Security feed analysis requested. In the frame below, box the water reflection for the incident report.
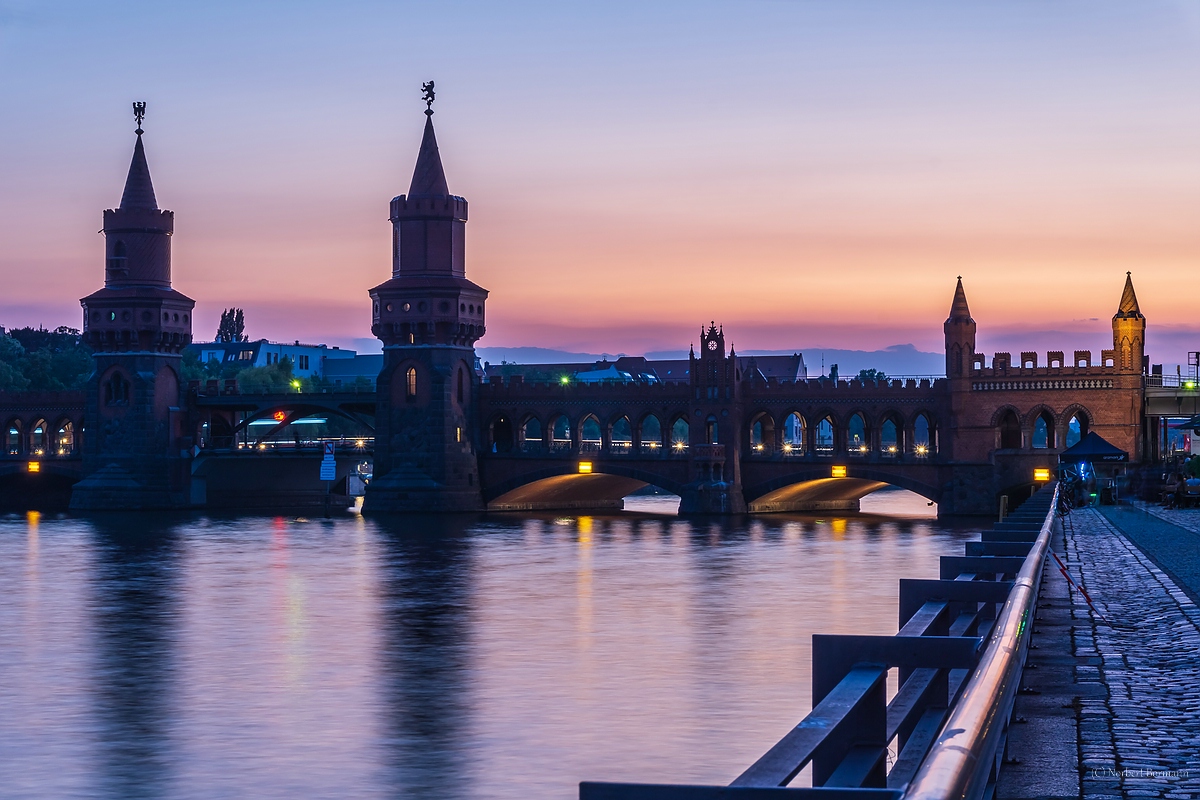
[88,517,181,799]
[374,516,476,799]
[0,504,972,799]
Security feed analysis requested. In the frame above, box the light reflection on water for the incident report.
[0,494,971,799]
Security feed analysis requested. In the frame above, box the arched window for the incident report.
[704,415,719,444]
[999,410,1021,449]
[30,419,47,456]
[108,240,128,277]
[1066,414,1088,447]
[406,367,417,400]
[580,415,602,453]
[55,420,75,455]
[1032,411,1055,449]
[671,418,689,452]
[521,417,542,452]
[750,412,775,455]
[881,417,899,455]
[914,414,933,456]
[549,415,571,452]
[5,420,21,455]
[815,416,835,455]
[490,416,513,453]
[610,417,632,452]
[783,412,805,455]
[104,372,129,406]
[640,415,662,452]
[457,368,464,404]
[848,413,867,454]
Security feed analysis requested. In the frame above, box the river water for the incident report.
[0,489,972,799]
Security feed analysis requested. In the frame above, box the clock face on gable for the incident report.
[707,340,718,351]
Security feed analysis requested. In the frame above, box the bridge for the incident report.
[0,103,1158,514]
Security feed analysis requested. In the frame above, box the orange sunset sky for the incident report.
[2,2,1199,366]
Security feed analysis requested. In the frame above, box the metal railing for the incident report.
[581,484,1058,800]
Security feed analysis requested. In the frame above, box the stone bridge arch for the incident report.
[743,465,943,513]
[483,462,689,512]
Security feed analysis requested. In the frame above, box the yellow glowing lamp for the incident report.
[578,461,593,474]
[1033,468,1052,482]
[27,461,40,473]
[831,465,847,478]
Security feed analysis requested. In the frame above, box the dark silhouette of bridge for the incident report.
[0,100,1150,515]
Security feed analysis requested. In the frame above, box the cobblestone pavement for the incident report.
[1063,507,1200,799]
[1137,503,1200,536]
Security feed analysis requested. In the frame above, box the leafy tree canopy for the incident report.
[857,368,889,382]
[0,326,92,391]
[215,308,247,343]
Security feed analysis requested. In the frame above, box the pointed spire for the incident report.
[948,276,971,321]
[119,132,158,211]
[408,115,450,198]
[1116,272,1143,317]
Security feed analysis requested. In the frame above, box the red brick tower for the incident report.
[679,323,747,513]
[72,104,194,509]
[363,86,487,512]
[1112,272,1145,373]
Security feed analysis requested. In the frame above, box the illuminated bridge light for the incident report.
[578,461,593,474]
[831,465,847,478]
[1033,468,1052,482]
[27,461,40,473]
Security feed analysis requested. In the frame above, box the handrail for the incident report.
[580,484,1058,800]
[901,483,1058,800]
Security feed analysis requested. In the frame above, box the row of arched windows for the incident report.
[748,411,937,458]
[485,410,938,459]
[996,408,1088,451]
[489,413,692,455]
[4,418,79,457]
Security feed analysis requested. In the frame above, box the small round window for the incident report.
[386,303,393,312]
[418,301,427,312]
[402,302,411,312]
[109,311,116,322]
[439,301,450,312]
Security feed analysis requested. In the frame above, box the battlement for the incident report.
[390,194,468,221]
[102,207,174,233]
[480,376,692,400]
[751,376,945,395]
[968,349,1126,379]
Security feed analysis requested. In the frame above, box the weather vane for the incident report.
[421,81,435,116]
[133,101,147,135]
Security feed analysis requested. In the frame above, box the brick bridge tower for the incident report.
[71,104,194,509]
[363,89,487,512]
[679,323,747,513]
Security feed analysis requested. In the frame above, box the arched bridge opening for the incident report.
[0,462,81,511]
[744,467,942,514]
[484,463,687,513]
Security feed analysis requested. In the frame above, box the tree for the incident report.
[858,368,888,382]
[0,332,30,392]
[0,326,92,391]
[236,357,296,394]
[215,308,247,343]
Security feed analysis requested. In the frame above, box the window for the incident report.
[298,355,309,370]
[457,368,464,404]
[104,372,129,406]
[239,350,254,361]
[406,367,417,399]
[1066,414,1087,447]
[5,421,21,455]
[705,415,719,444]
[55,421,75,455]
[1033,413,1054,449]
[30,420,47,456]
[998,411,1021,449]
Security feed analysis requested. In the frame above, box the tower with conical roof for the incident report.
[72,103,195,509]
[944,277,976,380]
[1112,272,1145,373]
[363,86,487,512]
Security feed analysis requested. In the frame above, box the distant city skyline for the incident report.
[2,2,1198,366]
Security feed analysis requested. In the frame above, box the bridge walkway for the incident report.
[1054,505,1200,799]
